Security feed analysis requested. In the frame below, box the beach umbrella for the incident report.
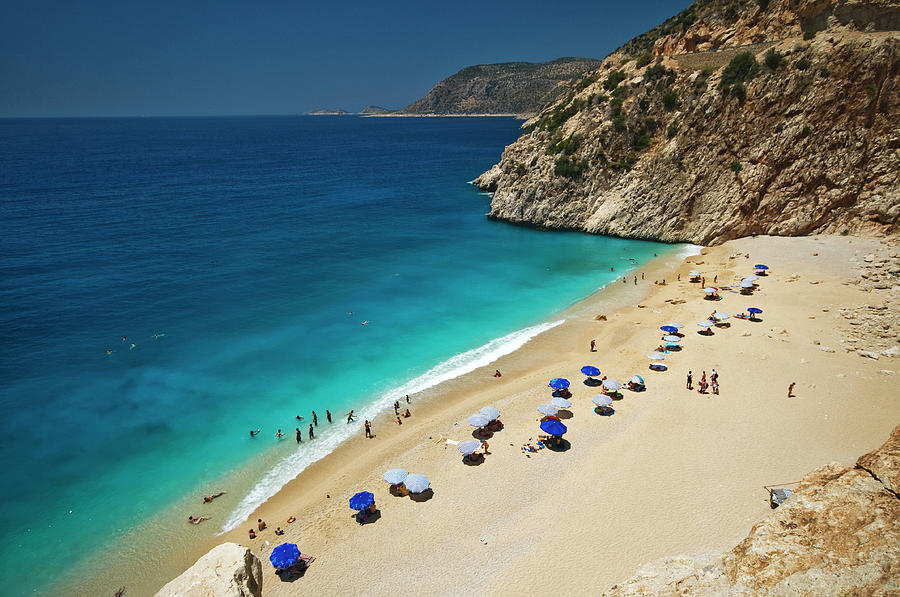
[748,307,763,314]
[383,469,408,485]
[712,312,730,320]
[467,413,490,428]
[602,379,622,391]
[593,394,613,407]
[404,473,430,494]
[537,403,559,416]
[743,275,759,281]
[551,397,572,409]
[689,270,701,276]
[697,320,714,328]
[269,543,301,570]
[480,406,500,420]
[540,419,567,436]
[349,491,375,511]
[663,335,681,342]
[660,325,678,333]
[458,440,481,455]
[739,280,754,288]
[754,264,769,270]
[703,287,718,293]
[665,342,680,349]
[580,365,601,377]
[666,322,685,329]
[630,375,644,385]
[648,353,666,360]
[549,378,570,390]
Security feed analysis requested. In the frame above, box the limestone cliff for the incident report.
[476,0,899,244]
[155,542,262,597]
[602,424,900,596]
[397,58,604,116]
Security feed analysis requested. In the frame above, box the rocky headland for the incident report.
[395,57,605,117]
[475,0,899,244]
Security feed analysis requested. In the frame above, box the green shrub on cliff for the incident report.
[554,157,587,179]
[603,70,627,91]
[764,49,785,72]
[666,122,679,139]
[547,135,581,156]
[720,52,759,90]
[730,160,742,173]
[662,89,678,110]
[636,53,654,68]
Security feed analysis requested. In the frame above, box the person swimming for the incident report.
[203,491,226,503]
[188,515,210,525]
[250,429,260,437]
[129,343,136,350]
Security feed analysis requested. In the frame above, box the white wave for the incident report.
[677,244,704,259]
[220,318,564,533]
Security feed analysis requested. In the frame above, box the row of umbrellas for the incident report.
[379,470,431,493]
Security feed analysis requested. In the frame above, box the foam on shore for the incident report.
[221,318,564,532]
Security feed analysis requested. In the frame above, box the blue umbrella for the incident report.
[580,365,600,377]
[540,419,567,436]
[349,491,375,511]
[660,325,677,333]
[754,264,769,270]
[269,543,301,570]
[665,342,680,349]
[549,378,570,389]
[748,307,763,314]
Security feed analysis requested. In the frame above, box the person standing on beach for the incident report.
[788,382,796,397]
[396,416,402,425]
[364,420,372,438]
[686,371,692,390]
[634,276,637,285]
[393,401,400,415]
[296,428,302,444]
[677,273,681,281]
[405,394,410,403]
[347,410,355,423]
[308,424,314,439]
[590,339,596,352]
[711,369,718,383]
[326,410,332,423]
[641,272,644,280]
[312,411,318,426]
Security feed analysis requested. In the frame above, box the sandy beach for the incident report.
[152,234,898,597]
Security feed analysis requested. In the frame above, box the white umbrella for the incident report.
[689,270,701,276]
[697,320,714,328]
[648,353,666,360]
[663,335,681,342]
[739,280,754,288]
[537,404,559,416]
[712,312,730,320]
[457,440,481,455]
[383,469,408,485]
[480,406,500,420]
[467,413,490,428]
[743,275,759,281]
[602,379,622,391]
[592,395,613,407]
[666,323,684,329]
[630,375,645,385]
[550,397,572,409]
[404,473,430,494]
[703,287,718,293]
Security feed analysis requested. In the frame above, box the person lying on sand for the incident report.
[203,491,226,503]
[188,516,210,525]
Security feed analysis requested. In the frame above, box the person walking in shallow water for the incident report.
[308,424,314,439]
[312,411,318,426]
[346,410,355,423]
[296,428,302,444]
[326,409,332,423]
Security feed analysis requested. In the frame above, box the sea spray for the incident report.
[221,318,564,532]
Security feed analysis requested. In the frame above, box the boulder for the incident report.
[155,543,262,597]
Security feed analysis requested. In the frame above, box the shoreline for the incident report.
[63,244,687,597]
[87,235,900,596]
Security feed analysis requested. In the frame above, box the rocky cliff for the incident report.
[397,58,604,116]
[475,0,899,244]
[602,424,900,596]
[155,542,262,597]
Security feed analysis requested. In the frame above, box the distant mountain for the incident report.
[396,57,605,117]
[359,105,392,115]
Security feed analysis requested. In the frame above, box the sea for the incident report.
[0,115,677,595]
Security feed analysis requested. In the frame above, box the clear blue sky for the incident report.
[0,0,691,117]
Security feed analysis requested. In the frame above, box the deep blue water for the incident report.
[0,116,672,594]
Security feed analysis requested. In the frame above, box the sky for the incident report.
[0,0,691,117]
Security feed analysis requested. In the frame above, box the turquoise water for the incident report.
[0,116,672,594]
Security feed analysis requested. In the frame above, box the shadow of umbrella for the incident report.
[557,409,574,419]
[409,488,434,502]
[545,438,571,452]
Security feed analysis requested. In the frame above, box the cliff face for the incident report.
[476,0,899,244]
[602,424,900,596]
[155,542,262,597]
[397,58,604,116]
